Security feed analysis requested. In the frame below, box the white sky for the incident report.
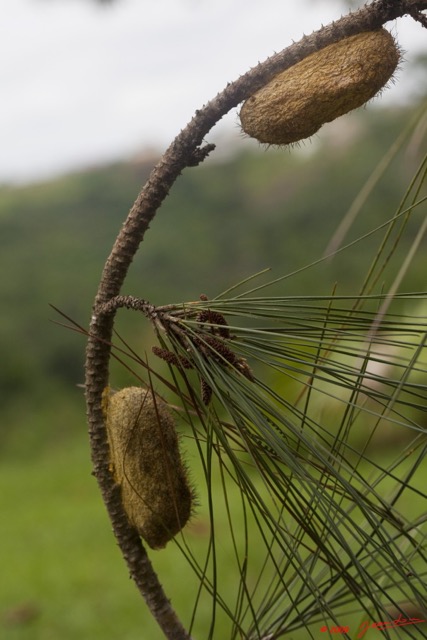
[1,0,426,184]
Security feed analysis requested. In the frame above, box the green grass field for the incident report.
[1,431,274,640]
[2,415,425,640]
[1,435,156,639]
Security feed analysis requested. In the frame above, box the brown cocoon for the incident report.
[240,29,400,145]
[104,387,193,549]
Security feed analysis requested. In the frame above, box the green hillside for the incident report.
[1,99,426,640]
[0,102,426,455]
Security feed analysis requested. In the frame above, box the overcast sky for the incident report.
[2,0,426,184]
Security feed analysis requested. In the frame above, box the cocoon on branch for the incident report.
[240,29,400,145]
[104,387,194,549]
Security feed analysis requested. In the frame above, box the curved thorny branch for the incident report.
[84,2,427,639]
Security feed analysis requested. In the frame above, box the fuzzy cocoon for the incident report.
[240,29,400,145]
[104,386,194,549]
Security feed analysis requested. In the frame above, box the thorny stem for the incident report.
[84,2,427,639]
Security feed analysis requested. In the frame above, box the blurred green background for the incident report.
[1,95,427,638]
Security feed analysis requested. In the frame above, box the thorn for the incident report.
[188,143,216,167]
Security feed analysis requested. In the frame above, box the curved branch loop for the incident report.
[84,2,427,638]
